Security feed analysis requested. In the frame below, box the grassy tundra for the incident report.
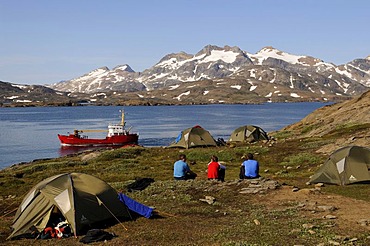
[1,119,370,246]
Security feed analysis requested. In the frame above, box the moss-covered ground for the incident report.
[1,128,370,245]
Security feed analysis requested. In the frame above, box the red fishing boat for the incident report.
[58,110,139,146]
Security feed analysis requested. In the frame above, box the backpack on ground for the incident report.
[79,229,116,244]
[127,178,155,192]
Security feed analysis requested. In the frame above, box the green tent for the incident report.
[309,146,370,186]
[168,125,217,149]
[8,173,131,240]
[228,125,269,143]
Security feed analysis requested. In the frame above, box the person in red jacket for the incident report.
[207,155,220,180]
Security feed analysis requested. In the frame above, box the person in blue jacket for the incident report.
[240,153,260,179]
[173,154,197,180]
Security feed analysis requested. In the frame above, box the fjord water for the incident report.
[0,103,328,169]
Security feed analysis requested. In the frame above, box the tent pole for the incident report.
[0,207,18,219]
[0,200,17,216]
[97,197,128,231]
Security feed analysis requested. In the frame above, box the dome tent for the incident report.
[168,125,217,149]
[228,125,269,143]
[8,173,131,240]
[309,146,370,186]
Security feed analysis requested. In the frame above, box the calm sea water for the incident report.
[0,103,329,169]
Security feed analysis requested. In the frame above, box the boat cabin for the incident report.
[108,124,128,137]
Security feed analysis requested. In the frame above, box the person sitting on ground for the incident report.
[173,154,197,180]
[218,161,226,182]
[207,155,220,180]
[240,153,260,179]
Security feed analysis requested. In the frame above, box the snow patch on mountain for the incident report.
[249,69,256,78]
[16,99,32,103]
[289,75,294,89]
[174,91,190,101]
[11,84,27,89]
[6,95,19,99]
[230,85,241,90]
[250,85,257,91]
[335,67,354,80]
[199,50,238,64]
[74,67,109,82]
[347,64,370,75]
[334,79,350,93]
[249,47,305,65]
[154,49,239,78]
[187,85,198,88]
[114,64,135,72]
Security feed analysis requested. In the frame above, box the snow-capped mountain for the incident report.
[50,64,144,93]
[136,45,254,90]
[49,45,370,102]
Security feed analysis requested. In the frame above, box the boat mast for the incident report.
[119,109,125,126]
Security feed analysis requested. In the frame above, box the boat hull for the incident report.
[58,134,139,146]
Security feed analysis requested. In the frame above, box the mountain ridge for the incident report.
[48,45,370,96]
[1,45,370,106]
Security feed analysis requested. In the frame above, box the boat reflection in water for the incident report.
[58,145,121,157]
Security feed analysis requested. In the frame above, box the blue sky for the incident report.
[1,0,369,85]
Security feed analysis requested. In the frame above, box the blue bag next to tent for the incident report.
[118,193,154,218]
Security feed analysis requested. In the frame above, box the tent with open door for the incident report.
[168,125,217,149]
[8,172,131,240]
[309,146,370,186]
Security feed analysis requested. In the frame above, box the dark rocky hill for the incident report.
[0,81,89,106]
